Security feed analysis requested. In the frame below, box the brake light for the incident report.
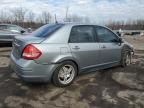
[22,44,42,60]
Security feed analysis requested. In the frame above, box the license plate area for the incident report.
[12,42,21,59]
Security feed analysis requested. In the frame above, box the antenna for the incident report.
[55,14,58,24]
[65,0,69,22]
[65,6,69,21]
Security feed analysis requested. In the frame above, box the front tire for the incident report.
[52,61,77,87]
[121,50,132,67]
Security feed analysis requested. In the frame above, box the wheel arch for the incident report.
[57,59,80,74]
[51,58,80,86]
[52,56,80,73]
[122,44,134,52]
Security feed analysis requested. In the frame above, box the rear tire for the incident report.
[52,61,77,87]
[121,49,131,67]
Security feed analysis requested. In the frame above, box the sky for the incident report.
[0,0,144,24]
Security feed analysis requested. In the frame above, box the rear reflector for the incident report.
[22,44,42,60]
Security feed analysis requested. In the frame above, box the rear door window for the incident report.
[69,26,96,43]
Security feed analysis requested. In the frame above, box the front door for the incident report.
[95,26,122,64]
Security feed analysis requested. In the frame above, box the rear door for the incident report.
[95,26,122,64]
[68,25,100,70]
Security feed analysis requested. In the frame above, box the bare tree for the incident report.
[83,17,90,23]
[11,7,27,26]
[24,11,35,27]
[0,9,13,23]
[36,14,44,24]
[27,11,35,23]
[41,11,51,24]
[66,14,89,23]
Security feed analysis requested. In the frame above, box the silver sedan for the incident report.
[10,23,134,87]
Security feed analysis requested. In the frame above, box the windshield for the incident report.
[32,24,64,38]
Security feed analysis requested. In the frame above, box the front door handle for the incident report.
[73,46,80,50]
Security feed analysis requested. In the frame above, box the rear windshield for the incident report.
[32,24,64,38]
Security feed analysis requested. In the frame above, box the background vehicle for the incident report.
[0,24,31,43]
[10,23,134,87]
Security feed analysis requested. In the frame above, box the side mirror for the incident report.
[116,32,121,37]
[20,30,25,34]
[112,38,123,46]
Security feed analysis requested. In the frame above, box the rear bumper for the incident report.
[10,53,58,82]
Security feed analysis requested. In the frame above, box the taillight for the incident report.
[22,44,42,60]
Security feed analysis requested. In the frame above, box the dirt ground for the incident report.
[0,35,144,108]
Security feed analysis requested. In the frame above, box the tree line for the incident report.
[107,20,144,30]
[0,7,90,29]
[0,7,144,30]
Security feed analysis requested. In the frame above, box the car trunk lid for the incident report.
[12,35,44,59]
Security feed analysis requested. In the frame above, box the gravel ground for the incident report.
[0,36,144,108]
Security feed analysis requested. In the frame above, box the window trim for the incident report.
[95,26,120,43]
[68,25,98,43]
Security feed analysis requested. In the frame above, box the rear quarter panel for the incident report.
[33,44,75,65]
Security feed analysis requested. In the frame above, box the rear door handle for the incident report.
[102,45,106,48]
[73,46,80,50]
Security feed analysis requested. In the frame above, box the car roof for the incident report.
[59,23,110,30]
[44,23,107,29]
[61,22,102,26]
